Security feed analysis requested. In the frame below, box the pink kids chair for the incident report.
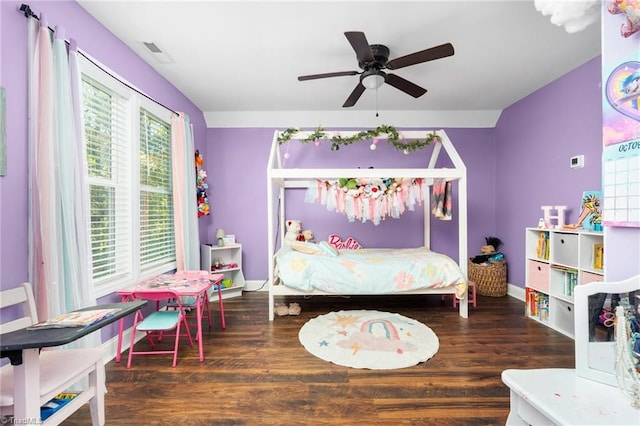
[442,281,477,308]
[127,290,194,368]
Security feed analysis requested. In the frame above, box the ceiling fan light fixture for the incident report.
[361,70,385,90]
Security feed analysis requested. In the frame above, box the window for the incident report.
[81,58,175,297]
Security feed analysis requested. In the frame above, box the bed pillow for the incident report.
[290,241,324,255]
[318,240,339,257]
[291,241,339,257]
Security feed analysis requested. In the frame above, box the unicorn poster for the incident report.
[602,4,640,227]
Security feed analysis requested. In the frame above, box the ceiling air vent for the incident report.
[140,41,174,64]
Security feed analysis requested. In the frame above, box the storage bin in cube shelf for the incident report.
[549,232,579,267]
[468,258,507,297]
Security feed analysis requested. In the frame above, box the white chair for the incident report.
[0,283,106,425]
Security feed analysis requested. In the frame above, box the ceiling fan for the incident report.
[298,31,454,108]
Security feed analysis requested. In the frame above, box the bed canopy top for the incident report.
[268,127,466,180]
[266,127,469,318]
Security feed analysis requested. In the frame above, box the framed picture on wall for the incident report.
[0,87,6,176]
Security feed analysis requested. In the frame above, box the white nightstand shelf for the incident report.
[201,243,245,299]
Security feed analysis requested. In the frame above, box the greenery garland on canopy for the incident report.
[277,125,440,153]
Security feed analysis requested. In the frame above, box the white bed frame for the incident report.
[266,129,469,320]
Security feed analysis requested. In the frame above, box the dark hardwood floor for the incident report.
[63,291,575,425]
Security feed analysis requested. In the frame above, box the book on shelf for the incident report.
[526,287,549,320]
[535,231,549,259]
[564,270,577,297]
[27,308,121,330]
[551,266,578,296]
[41,393,79,421]
[593,243,604,269]
[526,288,537,317]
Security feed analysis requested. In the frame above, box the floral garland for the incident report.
[277,125,440,153]
[305,177,425,225]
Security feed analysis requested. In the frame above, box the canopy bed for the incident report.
[266,128,469,321]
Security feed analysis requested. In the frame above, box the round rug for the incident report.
[298,310,439,370]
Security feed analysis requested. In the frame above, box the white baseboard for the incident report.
[244,279,268,292]
[100,326,145,364]
[507,283,525,301]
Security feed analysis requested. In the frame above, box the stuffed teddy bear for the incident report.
[299,229,314,242]
[284,219,302,246]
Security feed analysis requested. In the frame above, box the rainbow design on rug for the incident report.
[299,310,438,370]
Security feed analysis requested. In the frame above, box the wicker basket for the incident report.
[468,259,507,297]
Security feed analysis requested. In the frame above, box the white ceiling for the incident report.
[77,0,602,127]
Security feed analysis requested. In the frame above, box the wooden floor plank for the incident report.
[61,291,574,425]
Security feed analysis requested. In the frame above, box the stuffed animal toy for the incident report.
[480,245,495,255]
[608,0,640,38]
[301,229,314,242]
[284,219,302,246]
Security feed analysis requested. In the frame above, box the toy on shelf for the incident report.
[561,191,603,231]
[540,205,567,229]
[577,191,602,231]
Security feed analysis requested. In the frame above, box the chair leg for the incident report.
[145,331,156,348]
[470,281,477,308]
[89,359,106,426]
[452,282,476,309]
[127,311,142,369]
[172,321,181,367]
[182,314,194,347]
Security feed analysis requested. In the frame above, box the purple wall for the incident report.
[1,2,634,325]
[0,0,206,333]
[203,127,497,280]
[494,56,603,287]
[205,57,605,287]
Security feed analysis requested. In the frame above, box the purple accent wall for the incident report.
[0,1,206,332]
[1,1,636,341]
[494,56,603,288]
[203,128,497,280]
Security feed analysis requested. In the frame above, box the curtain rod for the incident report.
[19,3,179,116]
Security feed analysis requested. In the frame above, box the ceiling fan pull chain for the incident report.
[375,86,379,117]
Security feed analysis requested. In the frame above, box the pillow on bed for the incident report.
[291,241,339,257]
[318,240,339,257]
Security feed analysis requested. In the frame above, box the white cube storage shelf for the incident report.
[201,243,245,299]
[525,228,604,338]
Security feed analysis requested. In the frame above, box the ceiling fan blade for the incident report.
[386,43,454,70]
[344,31,374,64]
[343,83,366,107]
[298,71,359,81]
[385,74,427,98]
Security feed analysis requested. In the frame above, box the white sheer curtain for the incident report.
[171,113,200,270]
[27,15,98,347]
